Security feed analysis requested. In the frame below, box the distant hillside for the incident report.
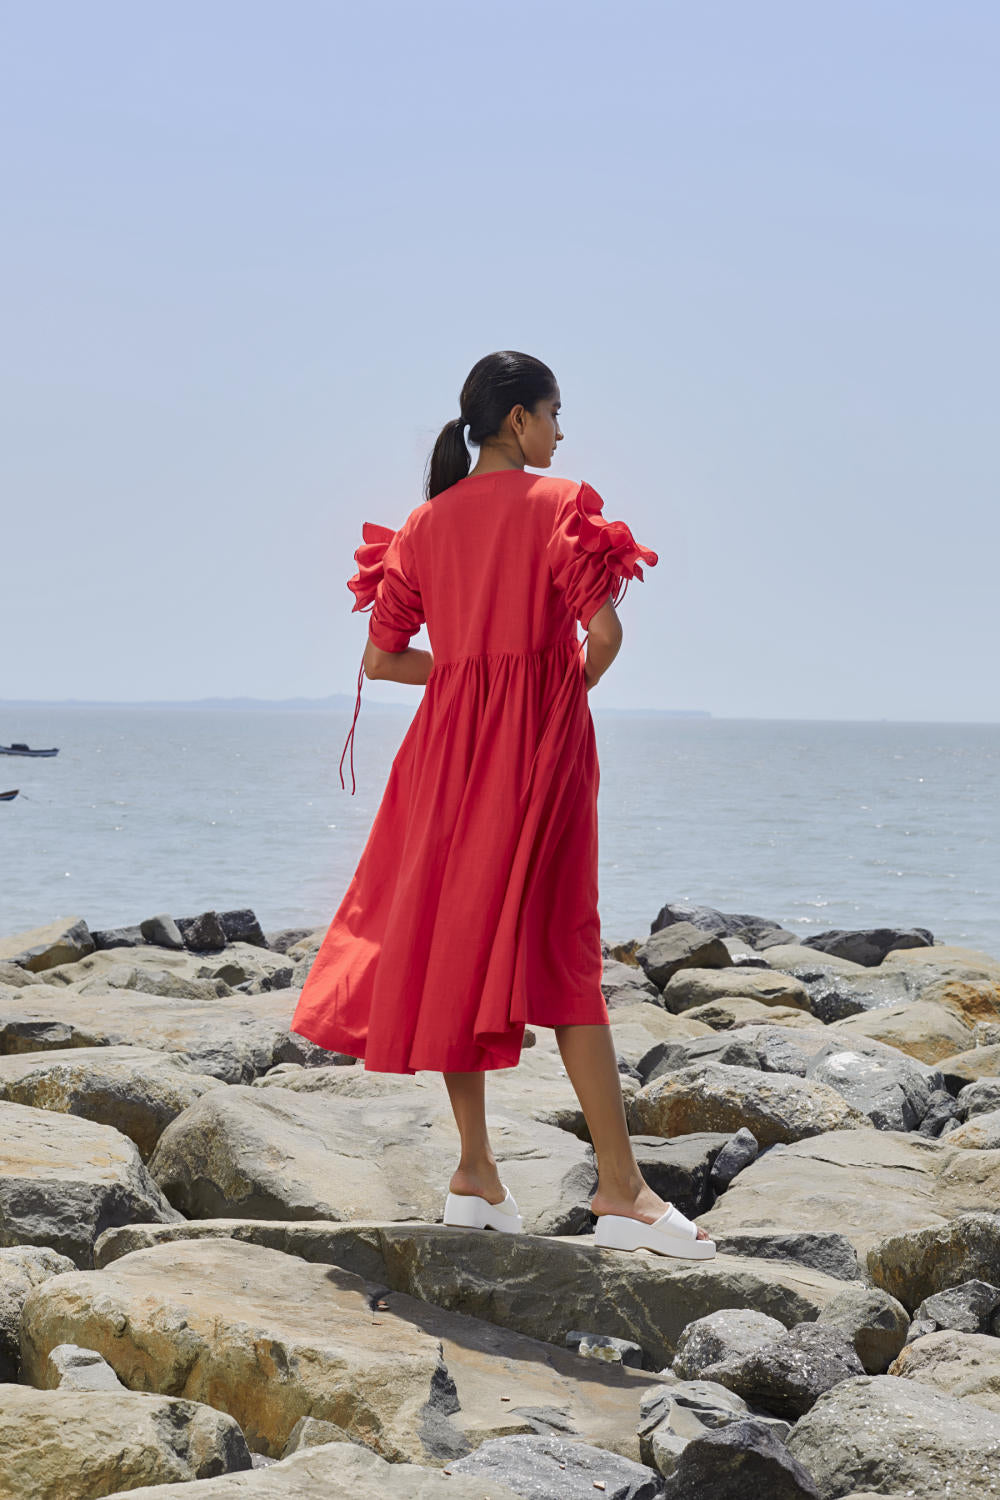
[0,695,711,716]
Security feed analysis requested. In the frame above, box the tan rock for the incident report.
[679,997,825,1032]
[864,1211,1000,1312]
[661,968,812,1014]
[0,916,94,973]
[755,944,868,976]
[0,1385,250,1499]
[942,1107,1000,1148]
[936,1042,1000,1083]
[699,1127,1000,1259]
[827,997,975,1064]
[887,1329,1000,1414]
[0,1045,223,1158]
[103,1440,521,1498]
[628,1061,868,1147]
[90,1219,853,1374]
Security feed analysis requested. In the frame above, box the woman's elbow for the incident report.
[363,639,385,679]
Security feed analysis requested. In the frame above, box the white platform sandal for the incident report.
[593,1203,716,1259]
[443,1184,524,1233]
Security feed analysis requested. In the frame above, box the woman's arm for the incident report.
[364,637,434,685]
[582,597,623,691]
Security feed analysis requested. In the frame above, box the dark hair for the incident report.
[424,351,558,500]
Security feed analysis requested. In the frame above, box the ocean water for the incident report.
[1,706,997,957]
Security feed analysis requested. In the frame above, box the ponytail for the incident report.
[424,351,557,500]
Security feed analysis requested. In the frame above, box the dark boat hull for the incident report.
[0,747,59,757]
[0,789,19,800]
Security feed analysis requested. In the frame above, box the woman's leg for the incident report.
[442,1070,506,1203]
[553,1023,712,1240]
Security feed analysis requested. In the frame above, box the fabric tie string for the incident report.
[338,650,367,795]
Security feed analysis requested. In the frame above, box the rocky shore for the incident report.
[1,901,999,1499]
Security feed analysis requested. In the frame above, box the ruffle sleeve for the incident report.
[339,520,425,796]
[546,480,659,630]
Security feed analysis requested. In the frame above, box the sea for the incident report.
[1,706,997,958]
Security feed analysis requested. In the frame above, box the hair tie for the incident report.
[455,414,465,427]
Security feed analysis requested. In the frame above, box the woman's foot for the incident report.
[448,1162,506,1205]
[591,1182,713,1242]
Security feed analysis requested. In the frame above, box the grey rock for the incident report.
[650,901,798,953]
[449,1433,663,1499]
[917,1087,962,1136]
[958,1077,1000,1120]
[218,908,268,947]
[91,925,147,949]
[802,926,934,966]
[0,959,43,988]
[279,1415,352,1455]
[177,911,228,952]
[48,1341,127,1390]
[629,1133,731,1216]
[672,1309,787,1381]
[140,913,186,949]
[264,926,319,954]
[865,1210,1000,1313]
[907,1278,1000,1339]
[660,1416,821,1498]
[785,1372,1000,1498]
[636,924,733,990]
[813,1284,910,1372]
[603,957,664,1008]
[709,1128,759,1191]
[805,1036,946,1131]
[710,1230,861,1284]
[699,1321,865,1419]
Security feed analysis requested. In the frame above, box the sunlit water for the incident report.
[2,707,997,957]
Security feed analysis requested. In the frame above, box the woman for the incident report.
[291,351,715,1259]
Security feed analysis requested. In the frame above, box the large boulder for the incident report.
[887,1329,1000,1414]
[448,1434,663,1498]
[660,969,811,1016]
[636,924,732,991]
[784,1372,1000,1499]
[0,917,94,972]
[148,1085,597,1236]
[656,1416,822,1498]
[0,1045,223,1158]
[649,901,797,953]
[101,1440,521,1498]
[801,927,933,966]
[90,1219,853,1374]
[828,998,977,1064]
[864,1211,1000,1312]
[0,1245,76,1380]
[20,1236,663,1466]
[699,1129,1000,1261]
[628,1062,868,1148]
[0,1386,252,1497]
[0,1100,182,1267]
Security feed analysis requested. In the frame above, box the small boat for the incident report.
[0,789,19,801]
[0,742,59,757]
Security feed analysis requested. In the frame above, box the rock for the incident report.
[942,1106,1000,1147]
[628,1062,868,1148]
[0,960,43,988]
[828,997,977,1064]
[0,982,313,1083]
[0,1100,182,1267]
[708,1231,861,1284]
[637,1378,769,1477]
[661,969,811,1016]
[175,910,227,951]
[0,1386,252,1496]
[672,1309,788,1379]
[637,1024,822,1084]
[264,927,319,954]
[865,1211,1000,1312]
[279,1415,352,1454]
[887,1329,1000,1413]
[0,1245,76,1380]
[804,1036,947,1131]
[813,1284,910,1372]
[605,1002,716,1070]
[907,1278,1000,1338]
[218,908,268,947]
[148,1086,597,1235]
[699,1132,1000,1261]
[0,1045,224,1159]
[448,1433,663,1498]
[139,913,186,948]
[636,924,733,990]
[916,1087,963,1137]
[0,916,94,972]
[602,958,664,1008]
[90,1219,854,1374]
[937,1042,1000,1086]
[629,1133,731,1216]
[21,1236,663,1465]
[659,1416,822,1498]
[752,945,869,977]
[697,1321,865,1420]
[791,967,920,1025]
[46,1342,127,1390]
[709,1128,759,1190]
[784,1372,1000,1498]
[958,1077,1000,1119]
[679,997,825,1032]
[91,924,147,949]
[802,927,934,966]
[104,1440,523,1498]
[649,901,798,953]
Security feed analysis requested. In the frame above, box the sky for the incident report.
[2,1,997,720]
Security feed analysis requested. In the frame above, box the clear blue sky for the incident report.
[2,1,997,719]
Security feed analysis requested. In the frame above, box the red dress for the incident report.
[290,469,657,1073]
